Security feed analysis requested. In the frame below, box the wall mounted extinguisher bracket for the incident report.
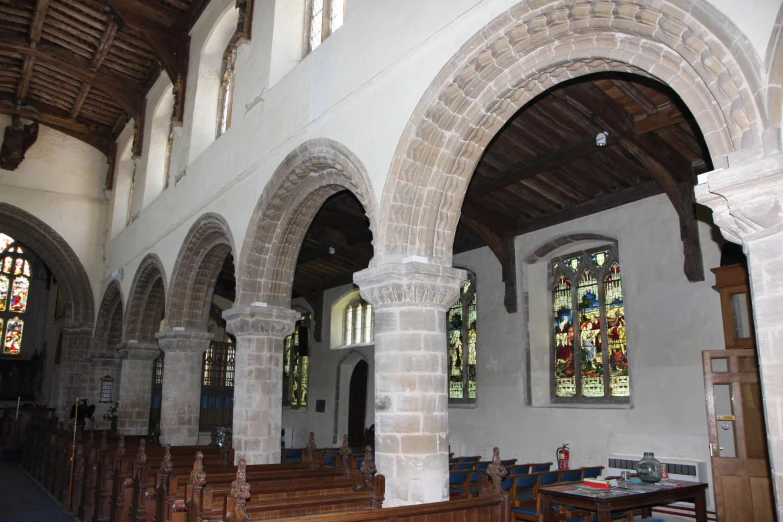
[556,443,570,470]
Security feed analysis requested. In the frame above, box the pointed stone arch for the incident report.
[766,3,783,153]
[377,0,766,267]
[168,213,236,331]
[0,203,94,327]
[124,254,167,343]
[235,138,379,308]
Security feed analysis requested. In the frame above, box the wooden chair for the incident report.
[532,462,553,472]
[454,463,475,471]
[461,455,481,463]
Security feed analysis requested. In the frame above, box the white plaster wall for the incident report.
[282,286,375,449]
[102,0,780,296]
[449,194,725,506]
[0,114,108,311]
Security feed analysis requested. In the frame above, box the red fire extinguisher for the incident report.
[556,443,570,470]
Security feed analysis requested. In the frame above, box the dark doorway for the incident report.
[348,360,368,447]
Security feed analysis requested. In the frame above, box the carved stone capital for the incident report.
[353,262,466,309]
[223,305,299,338]
[155,329,213,354]
[695,153,783,245]
[118,342,160,361]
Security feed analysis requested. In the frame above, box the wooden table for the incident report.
[539,481,708,522]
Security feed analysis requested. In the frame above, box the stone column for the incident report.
[155,329,213,446]
[117,342,159,435]
[354,262,465,507]
[224,305,299,465]
[696,152,783,519]
[56,326,93,421]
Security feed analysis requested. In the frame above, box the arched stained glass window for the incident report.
[0,233,32,355]
[551,246,629,403]
[448,270,477,404]
[284,312,311,408]
[343,298,373,346]
[217,45,237,137]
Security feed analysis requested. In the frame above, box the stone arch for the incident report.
[766,4,783,153]
[333,349,371,444]
[124,254,167,343]
[0,203,94,327]
[523,233,619,264]
[235,138,379,307]
[378,0,766,267]
[167,213,236,330]
[94,280,124,353]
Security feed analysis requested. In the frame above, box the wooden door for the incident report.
[703,349,774,521]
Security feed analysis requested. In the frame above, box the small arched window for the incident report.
[217,44,237,137]
[284,313,311,408]
[307,0,345,53]
[447,270,477,404]
[344,298,373,346]
[0,234,32,356]
[551,246,629,403]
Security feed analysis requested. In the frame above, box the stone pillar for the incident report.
[117,342,159,435]
[56,326,93,421]
[224,305,298,465]
[155,329,213,446]
[695,152,783,519]
[354,262,465,507]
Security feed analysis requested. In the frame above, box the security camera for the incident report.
[596,131,609,147]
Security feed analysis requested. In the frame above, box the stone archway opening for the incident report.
[225,139,378,464]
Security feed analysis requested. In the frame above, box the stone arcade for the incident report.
[1,0,783,520]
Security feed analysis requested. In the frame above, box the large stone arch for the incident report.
[124,254,167,343]
[377,0,766,267]
[167,213,235,330]
[235,138,379,307]
[0,203,94,327]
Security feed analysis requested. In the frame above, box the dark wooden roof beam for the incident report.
[634,104,686,134]
[0,94,112,155]
[0,36,144,114]
[467,137,612,199]
[610,79,658,114]
[555,82,704,281]
[104,0,181,29]
[69,84,91,119]
[459,214,517,313]
[29,0,51,44]
[91,20,118,69]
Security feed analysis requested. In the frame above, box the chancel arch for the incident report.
[225,138,377,465]
[376,0,766,269]
[0,203,95,419]
[90,280,124,424]
[119,253,166,435]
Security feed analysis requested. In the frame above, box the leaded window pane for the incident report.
[550,246,629,403]
[309,0,324,50]
[448,270,478,403]
[329,0,344,32]
[3,316,23,355]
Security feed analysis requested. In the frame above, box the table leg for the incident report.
[540,494,555,522]
[596,504,613,522]
[694,491,707,522]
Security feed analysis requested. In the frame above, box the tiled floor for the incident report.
[0,452,76,522]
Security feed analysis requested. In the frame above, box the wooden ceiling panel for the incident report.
[0,0,205,156]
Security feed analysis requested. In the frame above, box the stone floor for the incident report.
[0,451,76,522]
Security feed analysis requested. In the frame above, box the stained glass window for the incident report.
[3,317,23,355]
[343,297,373,346]
[448,270,478,404]
[550,246,629,403]
[308,0,345,52]
[217,45,237,137]
[0,235,32,355]
[284,313,311,408]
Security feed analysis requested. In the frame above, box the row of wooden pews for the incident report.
[21,417,511,522]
